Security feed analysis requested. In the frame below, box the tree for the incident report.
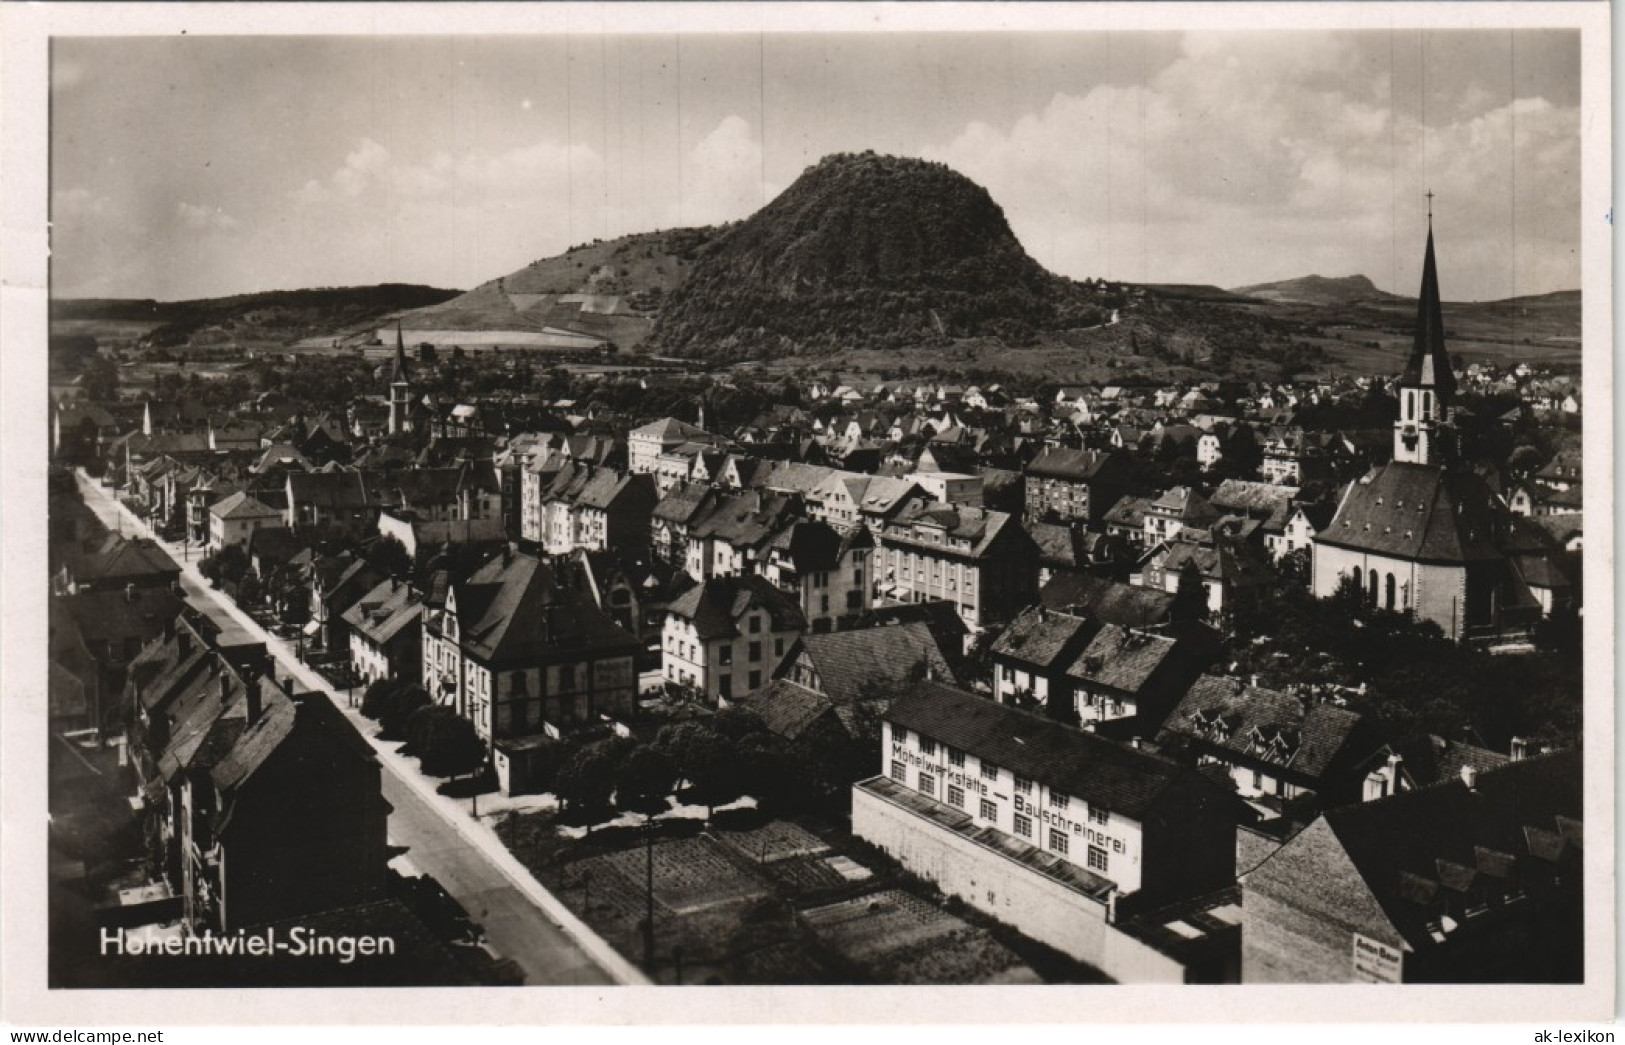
[613,745,677,812]
[386,684,431,739]
[1276,546,1311,587]
[407,705,487,779]
[199,544,250,587]
[653,722,739,819]
[555,737,632,824]
[1171,561,1209,623]
[369,535,412,579]
[363,680,430,741]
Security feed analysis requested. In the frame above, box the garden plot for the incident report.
[715,820,832,865]
[801,889,1036,984]
[597,835,771,915]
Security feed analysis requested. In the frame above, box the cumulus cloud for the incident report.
[927,32,1580,298]
[178,202,241,232]
[286,116,778,289]
[679,115,771,226]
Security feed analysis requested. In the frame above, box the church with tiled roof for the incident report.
[1309,217,1552,640]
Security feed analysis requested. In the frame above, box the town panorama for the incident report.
[44,34,1586,991]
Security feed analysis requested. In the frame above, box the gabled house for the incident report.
[662,574,807,704]
[760,520,874,633]
[1239,751,1581,983]
[1023,447,1132,524]
[342,576,425,686]
[1158,675,1384,809]
[423,549,642,793]
[876,504,1039,632]
[989,606,1099,718]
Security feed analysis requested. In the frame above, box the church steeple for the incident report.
[1394,203,1456,465]
[388,321,412,435]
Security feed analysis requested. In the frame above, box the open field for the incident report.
[496,809,1044,985]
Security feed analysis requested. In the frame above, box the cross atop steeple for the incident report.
[1425,189,1435,224]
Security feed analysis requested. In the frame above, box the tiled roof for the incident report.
[631,417,706,441]
[1312,751,1581,950]
[652,481,716,524]
[1040,573,1175,627]
[342,577,425,646]
[456,551,639,668]
[1209,479,1299,531]
[1160,675,1371,782]
[1318,462,1508,563]
[739,679,841,741]
[990,607,1097,670]
[1103,496,1155,529]
[67,536,180,584]
[791,621,956,704]
[1151,538,1273,588]
[210,490,281,521]
[885,503,1022,559]
[1066,625,1182,696]
[666,574,807,641]
[885,680,1225,821]
[1026,446,1127,482]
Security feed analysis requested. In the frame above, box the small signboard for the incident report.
[1351,932,1404,983]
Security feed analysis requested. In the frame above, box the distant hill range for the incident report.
[1230,274,1401,307]
[52,151,1579,382]
[51,285,459,350]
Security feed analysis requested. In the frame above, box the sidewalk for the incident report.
[79,475,648,986]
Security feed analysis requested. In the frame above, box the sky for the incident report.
[50,29,1582,303]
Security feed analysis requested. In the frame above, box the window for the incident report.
[917,772,935,797]
[748,670,761,689]
[980,759,999,781]
[979,798,998,822]
[719,645,733,666]
[1088,806,1109,826]
[1087,846,1109,872]
[1013,813,1033,839]
[748,615,763,634]
[894,726,909,746]
[718,675,732,699]
[948,747,965,768]
[852,569,863,586]
[748,641,762,662]
[919,737,936,757]
[890,760,906,783]
[947,784,965,808]
[846,590,863,610]
[774,637,785,657]
[1049,829,1070,856]
[1050,790,1070,809]
[1014,775,1033,796]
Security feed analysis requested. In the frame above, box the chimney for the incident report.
[1131,736,1142,750]
[1510,736,1529,762]
[125,582,135,603]
[1249,674,1260,689]
[177,629,192,659]
[1037,604,1048,622]
[244,670,263,725]
[1460,764,1478,791]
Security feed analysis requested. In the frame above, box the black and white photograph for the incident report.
[1,0,1613,1028]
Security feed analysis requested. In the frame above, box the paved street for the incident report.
[74,474,622,985]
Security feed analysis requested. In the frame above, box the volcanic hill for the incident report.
[643,151,1116,362]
